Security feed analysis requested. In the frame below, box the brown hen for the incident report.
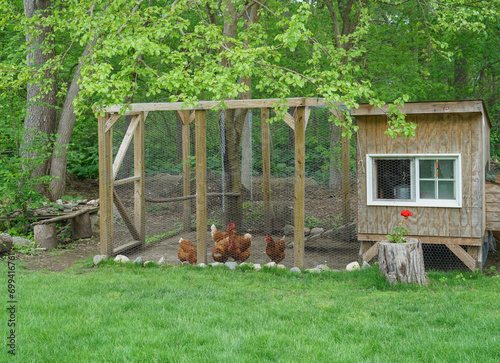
[177,237,197,265]
[265,235,285,263]
[228,233,252,263]
[212,236,230,263]
[211,223,236,243]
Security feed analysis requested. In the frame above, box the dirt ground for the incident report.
[13,175,500,273]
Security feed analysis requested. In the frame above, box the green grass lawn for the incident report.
[2,260,500,362]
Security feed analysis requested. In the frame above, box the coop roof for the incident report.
[351,100,491,127]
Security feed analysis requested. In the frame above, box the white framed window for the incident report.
[366,154,462,208]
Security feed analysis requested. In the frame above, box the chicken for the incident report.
[265,234,286,263]
[227,233,252,263]
[211,223,236,243]
[177,237,197,265]
[212,236,230,263]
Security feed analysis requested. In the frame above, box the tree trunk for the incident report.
[49,43,94,199]
[23,0,57,188]
[378,239,429,286]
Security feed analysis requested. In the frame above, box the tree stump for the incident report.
[71,213,92,240]
[378,238,428,286]
[34,223,57,250]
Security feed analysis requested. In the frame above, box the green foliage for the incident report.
[0,131,59,228]
[12,241,41,256]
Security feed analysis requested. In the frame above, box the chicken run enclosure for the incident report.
[98,98,491,270]
[98,98,359,269]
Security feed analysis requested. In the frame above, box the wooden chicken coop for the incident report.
[354,100,493,271]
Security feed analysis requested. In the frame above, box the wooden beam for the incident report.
[146,192,240,203]
[134,112,146,247]
[445,243,477,271]
[32,207,99,225]
[112,114,140,180]
[104,113,122,133]
[113,176,141,186]
[98,114,114,256]
[195,110,207,264]
[113,189,141,241]
[294,106,306,269]
[104,97,340,114]
[181,110,192,232]
[351,100,484,116]
[261,108,272,235]
[357,234,483,246]
[360,241,380,263]
[176,110,195,125]
[113,240,142,255]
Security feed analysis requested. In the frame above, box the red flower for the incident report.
[401,210,412,219]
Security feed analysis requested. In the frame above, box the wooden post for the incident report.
[34,224,57,249]
[71,213,92,240]
[341,125,351,228]
[178,110,193,232]
[195,110,207,264]
[134,112,146,248]
[98,113,114,256]
[378,239,428,286]
[261,108,272,235]
[294,106,306,269]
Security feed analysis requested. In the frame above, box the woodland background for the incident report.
[0,0,499,228]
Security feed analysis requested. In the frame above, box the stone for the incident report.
[264,261,276,268]
[315,264,329,272]
[209,262,224,267]
[158,257,166,266]
[310,227,325,236]
[277,264,286,269]
[133,256,143,265]
[290,267,302,273]
[283,225,294,236]
[253,263,261,271]
[362,261,371,269]
[144,260,154,266]
[197,263,207,268]
[93,255,109,265]
[0,233,13,254]
[346,261,360,271]
[114,255,130,263]
[304,227,311,236]
[12,236,32,246]
[306,268,320,273]
[225,261,238,270]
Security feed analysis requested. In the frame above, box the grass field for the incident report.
[2,259,500,362]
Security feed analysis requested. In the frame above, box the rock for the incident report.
[264,261,276,268]
[12,236,32,246]
[310,227,325,236]
[181,261,190,266]
[362,261,371,269]
[93,255,109,265]
[239,262,252,268]
[277,264,286,269]
[306,268,320,273]
[304,227,311,236]
[315,264,329,272]
[346,261,360,271]
[114,255,130,263]
[209,262,224,267]
[133,256,143,265]
[197,263,207,268]
[283,225,294,236]
[0,233,13,254]
[290,267,302,273]
[225,261,238,270]
[158,257,166,266]
[253,263,261,271]
[144,260,155,266]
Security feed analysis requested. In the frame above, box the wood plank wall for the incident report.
[357,113,484,239]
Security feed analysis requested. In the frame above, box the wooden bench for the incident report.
[32,207,99,249]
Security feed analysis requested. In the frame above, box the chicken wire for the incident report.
[109,106,480,271]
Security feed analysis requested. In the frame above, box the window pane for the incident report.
[420,180,435,199]
[437,160,454,179]
[419,160,435,179]
[375,159,411,199]
[438,181,455,199]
